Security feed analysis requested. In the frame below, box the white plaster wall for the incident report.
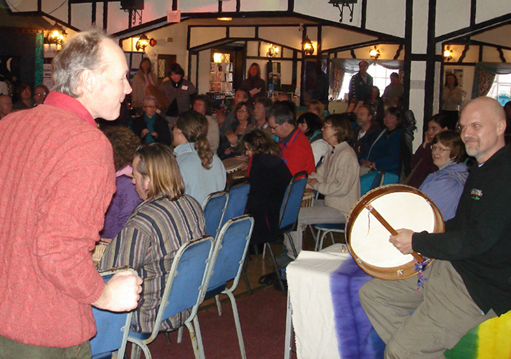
[365,0,406,38]
[435,0,470,37]
[259,27,302,51]
[240,0,287,12]
[71,4,94,32]
[246,41,258,57]
[198,49,211,94]
[321,26,376,52]
[295,1,356,25]
[472,25,511,49]
[42,0,67,24]
[411,1,428,54]
[219,0,236,12]
[9,0,37,12]
[189,27,226,48]
[410,61,427,150]
[106,6,131,35]
[476,0,511,23]
[230,27,256,38]
[179,0,219,12]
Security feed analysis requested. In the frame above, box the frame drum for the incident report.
[346,184,444,280]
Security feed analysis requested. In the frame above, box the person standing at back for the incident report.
[348,60,373,105]
[0,29,142,358]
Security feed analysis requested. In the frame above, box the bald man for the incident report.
[359,97,511,358]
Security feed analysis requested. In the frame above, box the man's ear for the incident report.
[496,119,506,136]
[79,70,96,95]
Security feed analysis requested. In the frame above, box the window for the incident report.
[337,63,400,101]
[487,73,511,106]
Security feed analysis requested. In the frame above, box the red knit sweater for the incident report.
[0,92,115,347]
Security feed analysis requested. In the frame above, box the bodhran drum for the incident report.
[223,157,245,174]
[346,184,445,280]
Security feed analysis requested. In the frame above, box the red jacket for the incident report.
[0,92,115,347]
[279,127,315,176]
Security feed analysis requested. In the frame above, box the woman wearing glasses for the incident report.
[419,130,468,221]
[132,95,172,146]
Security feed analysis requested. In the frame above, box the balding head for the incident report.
[459,96,506,163]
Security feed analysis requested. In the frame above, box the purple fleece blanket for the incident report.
[329,258,385,359]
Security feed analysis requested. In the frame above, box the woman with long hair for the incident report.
[239,62,267,100]
[173,110,226,204]
[244,129,292,252]
[131,58,159,111]
[99,143,206,333]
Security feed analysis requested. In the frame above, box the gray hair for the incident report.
[51,29,110,98]
[143,95,158,107]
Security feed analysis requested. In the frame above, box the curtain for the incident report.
[34,32,44,87]
[330,64,344,101]
[471,63,511,99]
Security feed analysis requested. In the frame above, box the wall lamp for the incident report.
[328,0,357,23]
[47,22,67,46]
[443,46,453,62]
[369,46,380,60]
[135,34,156,51]
[267,43,279,58]
[303,36,314,56]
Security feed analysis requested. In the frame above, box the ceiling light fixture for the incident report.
[369,46,380,60]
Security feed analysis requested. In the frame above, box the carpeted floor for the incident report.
[133,286,290,358]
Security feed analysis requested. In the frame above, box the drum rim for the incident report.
[345,184,445,280]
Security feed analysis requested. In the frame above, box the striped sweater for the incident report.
[99,194,206,333]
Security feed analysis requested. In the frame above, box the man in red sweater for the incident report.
[268,102,315,176]
[0,30,142,358]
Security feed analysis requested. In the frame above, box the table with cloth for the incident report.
[286,244,511,359]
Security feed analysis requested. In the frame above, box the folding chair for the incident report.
[202,191,229,238]
[264,171,308,293]
[90,268,135,359]
[128,236,217,359]
[198,215,254,359]
[221,177,250,228]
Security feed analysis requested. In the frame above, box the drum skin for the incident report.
[346,184,445,280]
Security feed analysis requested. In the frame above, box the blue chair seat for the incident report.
[205,284,227,299]
[128,330,151,341]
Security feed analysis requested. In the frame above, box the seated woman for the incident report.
[297,112,329,167]
[173,110,226,205]
[101,126,142,239]
[287,114,361,259]
[12,84,35,110]
[243,129,292,253]
[419,130,468,221]
[132,95,172,146]
[218,101,255,159]
[307,99,326,122]
[98,143,206,333]
[407,113,449,188]
[359,107,402,176]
